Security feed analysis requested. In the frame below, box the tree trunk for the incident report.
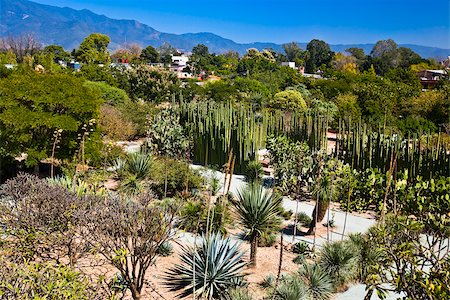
[249,232,258,268]
[131,286,141,300]
[307,200,329,235]
[33,163,40,175]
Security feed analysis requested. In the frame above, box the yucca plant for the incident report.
[318,241,357,290]
[164,233,247,299]
[347,233,384,282]
[297,263,333,300]
[244,160,264,184]
[127,151,152,180]
[230,183,282,267]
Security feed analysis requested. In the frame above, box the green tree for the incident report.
[0,72,102,168]
[283,42,303,62]
[124,65,180,102]
[370,39,400,74]
[192,44,209,57]
[76,33,111,64]
[43,45,70,62]
[230,183,282,267]
[305,39,334,73]
[140,45,160,63]
[0,50,17,64]
[157,42,179,64]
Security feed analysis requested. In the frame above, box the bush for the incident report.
[118,100,158,137]
[280,208,293,220]
[0,261,101,299]
[296,212,312,226]
[269,90,307,111]
[84,80,130,106]
[150,158,202,197]
[178,196,232,235]
[258,232,277,247]
[99,104,136,140]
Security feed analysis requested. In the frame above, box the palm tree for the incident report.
[164,233,247,299]
[318,241,357,290]
[230,183,282,267]
[297,263,333,300]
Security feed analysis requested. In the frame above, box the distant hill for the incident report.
[1,0,449,59]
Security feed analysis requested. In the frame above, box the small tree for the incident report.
[146,108,191,159]
[230,183,282,267]
[82,193,178,300]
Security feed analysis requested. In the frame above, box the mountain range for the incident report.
[1,0,449,59]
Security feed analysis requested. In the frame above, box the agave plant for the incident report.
[230,183,282,267]
[126,151,152,180]
[297,263,333,300]
[318,241,357,289]
[164,233,247,299]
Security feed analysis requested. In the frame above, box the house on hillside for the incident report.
[171,55,189,72]
[417,69,448,89]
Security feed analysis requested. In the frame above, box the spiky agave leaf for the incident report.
[164,233,247,299]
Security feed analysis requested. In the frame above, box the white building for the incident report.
[171,55,189,72]
[281,62,296,69]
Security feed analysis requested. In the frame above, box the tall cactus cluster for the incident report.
[177,96,449,178]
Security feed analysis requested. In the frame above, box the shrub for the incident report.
[117,100,158,137]
[258,232,277,247]
[150,158,202,197]
[226,288,254,300]
[269,90,307,111]
[297,212,312,226]
[0,261,101,299]
[84,80,130,106]
[280,208,293,220]
[99,104,136,140]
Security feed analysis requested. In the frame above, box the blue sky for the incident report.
[35,0,450,48]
